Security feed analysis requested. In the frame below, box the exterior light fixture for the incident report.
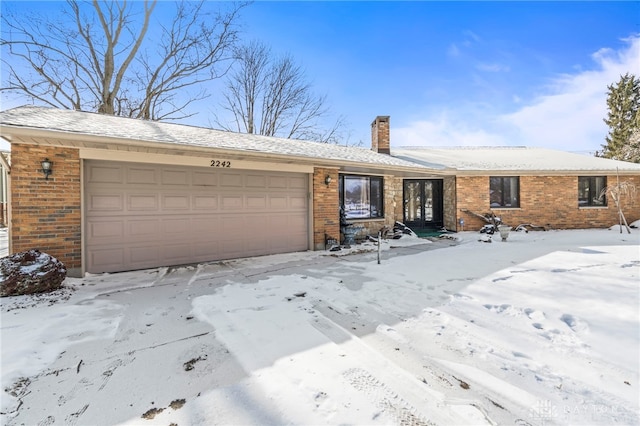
[41,158,53,180]
[325,175,332,185]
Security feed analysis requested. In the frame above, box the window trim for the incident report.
[578,176,607,207]
[339,174,384,220]
[489,176,520,208]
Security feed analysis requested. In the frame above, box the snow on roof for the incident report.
[0,106,423,169]
[3,106,639,174]
[393,146,640,173]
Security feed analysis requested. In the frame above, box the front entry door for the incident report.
[403,180,443,229]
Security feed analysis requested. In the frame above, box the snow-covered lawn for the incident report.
[1,226,639,425]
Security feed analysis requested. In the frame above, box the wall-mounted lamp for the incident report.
[41,158,53,180]
[325,175,332,185]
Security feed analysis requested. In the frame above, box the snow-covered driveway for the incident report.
[1,229,639,425]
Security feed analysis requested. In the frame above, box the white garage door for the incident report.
[85,160,309,273]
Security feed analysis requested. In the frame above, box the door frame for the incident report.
[402,179,444,229]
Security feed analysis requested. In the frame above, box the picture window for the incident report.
[339,175,384,219]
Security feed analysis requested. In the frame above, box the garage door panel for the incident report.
[193,195,218,210]
[246,174,267,188]
[87,220,124,240]
[245,216,268,233]
[88,165,124,184]
[130,246,160,266]
[246,237,269,253]
[268,215,288,229]
[220,215,244,234]
[289,176,307,189]
[128,167,157,184]
[268,176,287,189]
[269,196,287,209]
[163,218,191,235]
[247,195,267,209]
[90,248,125,271]
[221,173,243,187]
[193,241,221,258]
[88,194,123,211]
[190,217,219,236]
[220,238,244,257]
[128,219,160,239]
[161,169,189,185]
[128,194,158,211]
[162,244,193,264]
[290,195,307,209]
[162,194,190,210]
[86,160,308,273]
[192,172,217,186]
[221,195,243,210]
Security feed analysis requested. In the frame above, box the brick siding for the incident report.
[456,175,640,231]
[10,144,82,273]
[312,168,340,249]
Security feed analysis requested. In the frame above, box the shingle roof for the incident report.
[393,146,640,173]
[3,106,639,174]
[0,106,426,170]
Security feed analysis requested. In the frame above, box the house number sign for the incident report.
[210,160,231,168]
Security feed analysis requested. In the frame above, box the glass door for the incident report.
[403,179,443,229]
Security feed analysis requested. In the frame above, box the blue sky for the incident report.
[234,1,639,153]
[2,1,639,154]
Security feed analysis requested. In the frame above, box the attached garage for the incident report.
[2,107,436,277]
[84,160,309,273]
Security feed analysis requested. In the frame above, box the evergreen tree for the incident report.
[600,73,640,162]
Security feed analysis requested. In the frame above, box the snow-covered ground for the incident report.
[1,225,639,425]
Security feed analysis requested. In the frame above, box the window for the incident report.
[490,177,520,208]
[578,176,606,206]
[339,175,384,219]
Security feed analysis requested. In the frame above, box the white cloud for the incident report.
[394,35,640,153]
[447,43,460,58]
[462,30,480,44]
[476,62,510,73]
[393,111,507,147]
[500,35,640,152]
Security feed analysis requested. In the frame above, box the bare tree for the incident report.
[1,0,247,121]
[600,169,638,234]
[216,40,346,142]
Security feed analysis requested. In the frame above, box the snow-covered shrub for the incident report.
[0,250,67,297]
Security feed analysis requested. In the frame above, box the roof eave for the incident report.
[0,124,442,176]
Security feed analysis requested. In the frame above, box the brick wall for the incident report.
[312,168,340,249]
[456,174,640,231]
[10,144,82,274]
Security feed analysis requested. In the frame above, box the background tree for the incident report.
[618,128,640,163]
[215,41,347,143]
[1,0,246,121]
[599,73,640,162]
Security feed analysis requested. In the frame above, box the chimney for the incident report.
[371,116,390,154]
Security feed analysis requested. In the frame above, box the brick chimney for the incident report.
[371,116,390,154]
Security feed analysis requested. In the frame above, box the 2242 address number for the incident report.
[210,160,231,168]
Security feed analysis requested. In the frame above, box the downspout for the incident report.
[0,150,10,174]
[0,149,10,254]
